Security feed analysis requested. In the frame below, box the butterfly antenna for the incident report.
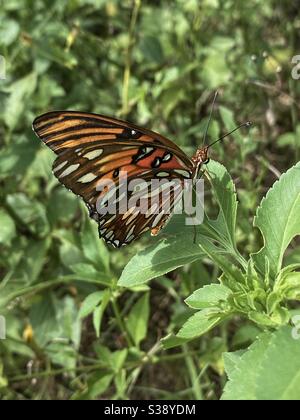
[203,91,219,146]
[208,121,252,149]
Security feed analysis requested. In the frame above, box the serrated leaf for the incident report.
[252,162,300,279]
[222,333,272,400]
[223,351,245,380]
[222,326,300,400]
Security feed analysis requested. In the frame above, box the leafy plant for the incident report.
[0,0,299,401]
[119,160,300,398]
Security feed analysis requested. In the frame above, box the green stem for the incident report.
[0,275,108,309]
[121,0,141,116]
[111,297,134,347]
[182,344,203,400]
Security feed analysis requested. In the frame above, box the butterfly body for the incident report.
[33,111,208,248]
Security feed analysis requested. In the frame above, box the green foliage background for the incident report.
[0,0,300,400]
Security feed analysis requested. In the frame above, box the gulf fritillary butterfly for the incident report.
[33,110,250,248]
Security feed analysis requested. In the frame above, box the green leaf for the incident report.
[81,373,114,400]
[6,193,50,237]
[185,284,231,309]
[11,238,51,285]
[223,351,245,380]
[219,106,244,143]
[248,311,279,328]
[0,209,16,244]
[202,49,230,88]
[199,237,246,290]
[203,160,238,252]
[30,294,61,347]
[0,19,19,46]
[81,216,110,273]
[280,271,300,300]
[222,333,272,400]
[30,295,81,352]
[70,263,111,285]
[139,36,164,64]
[47,188,79,225]
[46,342,77,370]
[160,334,189,350]
[93,289,111,338]
[252,162,300,278]
[118,236,203,287]
[79,291,105,319]
[111,349,128,373]
[0,137,40,178]
[4,72,37,130]
[222,326,300,400]
[59,235,85,267]
[127,293,150,347]
[177,308,224,340]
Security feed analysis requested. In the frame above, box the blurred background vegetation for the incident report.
[0,0,299,400]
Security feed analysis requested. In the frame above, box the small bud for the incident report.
[23,324,34,343]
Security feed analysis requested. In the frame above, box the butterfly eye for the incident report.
[203,158,210,164]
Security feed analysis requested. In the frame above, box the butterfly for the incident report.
[33,111,250,248]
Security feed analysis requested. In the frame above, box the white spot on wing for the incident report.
[156,172,169,177]
[83,149,103,160]
[60,163,80,178]
[125,225,135,241]
[174,169,191,178]
[54,160,68,172]
[105,231,114,240]
[78,173,97,183]
[126,234,135,243]
[162,153,172,162]
[152,211,165,228]
[125,211,139,226]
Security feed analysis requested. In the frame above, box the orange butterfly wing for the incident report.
[33,111,194,247]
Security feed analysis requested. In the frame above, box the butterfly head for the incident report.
[191,146,210,178]
[192,146,209,166]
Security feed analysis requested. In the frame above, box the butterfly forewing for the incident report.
[33,111,194,247]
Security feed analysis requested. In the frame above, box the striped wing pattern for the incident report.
[33,111,193,247]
